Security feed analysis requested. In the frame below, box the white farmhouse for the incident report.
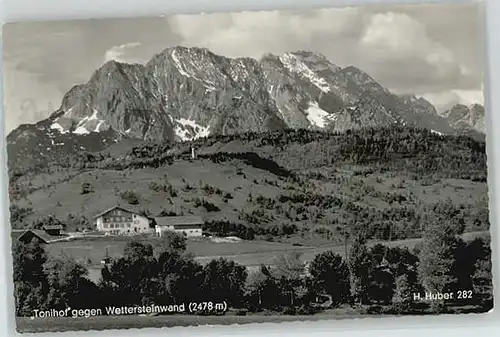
[93,206,152,235]
[154,215,204,238]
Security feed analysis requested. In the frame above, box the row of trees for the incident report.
[269,127,486,184]
[14,220,492,317]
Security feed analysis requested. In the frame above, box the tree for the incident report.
[153,231,187,257]
[101,241,158,306]
[9,204,33,229]
[120,190,140,205]
[367,267,394,305]
[201,258,247,308]
[385,246,419,277]
[13,239,47,283]
[157,251,203,305]
[80,182,93,195]
[348,235,372,305]
[15,281,48,317]
[66,213,91,231]
[12,239,49,316]
[123,240,154,260]
[271,252,308,308]
[364,244,395,305]
[309,251,350,306]
[272,251,304,280]
[44,254,99,310]
[469,237,493,307]
[245,265,279,311]
[418,218,461,312]
[451,238,475,292]
[392,275,413,313]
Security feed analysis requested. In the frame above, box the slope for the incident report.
[9,127,489,246]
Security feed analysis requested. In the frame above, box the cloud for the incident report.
[168,8,363,59]
[360,12,463,80]
[104,42,141,63]
[2,18,182,132]
[2,59,61,132]
[422,89,484,112]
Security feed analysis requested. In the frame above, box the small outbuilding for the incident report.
[154,215,204,238]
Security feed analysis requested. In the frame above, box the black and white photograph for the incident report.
[3,1,493,333]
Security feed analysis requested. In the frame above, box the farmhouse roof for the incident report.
[42,225,63,231]
[12,229,50,244]
[154,215,204,227]
[11,229,26,241]
[31,230,53,243]
[93,205,140,219]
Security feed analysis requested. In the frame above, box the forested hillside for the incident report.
[9,127,489,244]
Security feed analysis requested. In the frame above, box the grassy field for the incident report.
[14,160,285,225]
[47,230,489,284]
[46,236,305,282]
[46,236,304,263]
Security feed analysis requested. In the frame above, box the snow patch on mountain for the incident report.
[64,107,74,116]
[50,122,69,134]
[94,121,105,132]
[50,108,107,135]
[306,102,331,128]
[90,109,99,120]
[279,53,331,93]
[175,118,210,141]
[74,126,90,135]
[171,49,191,78]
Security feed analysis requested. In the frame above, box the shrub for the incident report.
[80,182,93,195]
[120,190,140,205]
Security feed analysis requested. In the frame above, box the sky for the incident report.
[2,2,485,133]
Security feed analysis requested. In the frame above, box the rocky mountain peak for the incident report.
[335,66,387,93]
[7,46,485,172]
[275,51,339,94]
[445,103,485,133]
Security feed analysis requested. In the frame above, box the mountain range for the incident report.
[6,46,485,171]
